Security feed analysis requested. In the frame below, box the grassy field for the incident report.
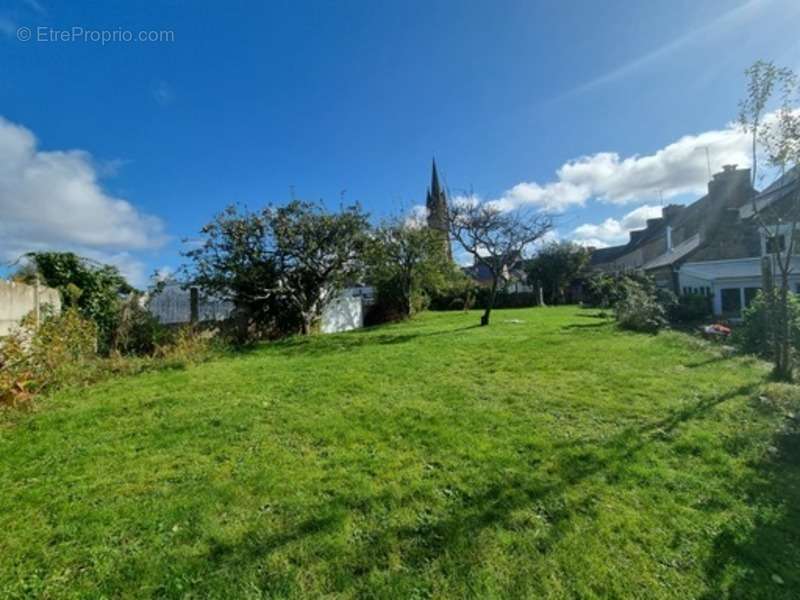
[1,307,799,599]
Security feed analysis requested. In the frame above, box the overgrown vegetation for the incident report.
[0,306,219,409]
[1,307,796,598]
[21,252,134,353]
[0,307,96,407]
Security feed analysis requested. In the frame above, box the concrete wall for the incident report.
[0,280,61,336]
[321,295,363,334]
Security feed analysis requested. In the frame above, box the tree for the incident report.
[367,216,451,318]
[526,241,589,305]
[449,201,552,326]
[21,252,133,353]
[182,205,286,339]
[739,60,800,381]
[183,201,369,338]
[268,201,369,334]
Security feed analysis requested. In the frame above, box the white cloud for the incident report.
[572,204,663,247]
[405,204,428,229]
[0,116,166,286]
[483,121,751,213]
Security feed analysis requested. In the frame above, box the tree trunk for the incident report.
[775,275,793,381]
[404,279,413,319]
[481,279,498,326]
[301,312,313,336]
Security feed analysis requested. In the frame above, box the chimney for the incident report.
[662,204,684,221]
[666,225,673,252]
[708,165,751,207]
[646,217,664,230]
[703,165,752,238]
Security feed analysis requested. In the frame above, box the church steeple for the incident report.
[425,158,452,261]
[430,159,442,202]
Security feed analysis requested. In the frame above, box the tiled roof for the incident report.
[642,234,701,270]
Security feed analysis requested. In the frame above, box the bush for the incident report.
[670,294,712,324]
[112,294,170,356]
[154,326,217,368]
[613,277,670,334]
[735,292,800,358]
[1,308,225,409]
[0,308,98,407]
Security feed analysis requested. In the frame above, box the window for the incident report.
[721,288,742,315]
[766,235,786,254]
[744,287,761,307]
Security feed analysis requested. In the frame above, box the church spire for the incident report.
[430,158,442,200]
[425,158,452,261]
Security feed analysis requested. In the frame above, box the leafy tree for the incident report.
[367,217,451,318]
[739,60,800,380]
[268,201,369,334]
[181,205,287,340]
[183,201,369,338]
[22,252,133,353]
[449,202,552,326]
[526,241,589,305]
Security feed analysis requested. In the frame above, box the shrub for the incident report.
[0,308,98,407]
[614,277,670,334]
[670,294,712,324]
[735,292,800,358]
[112,294,170,356]
[154,326,217,368]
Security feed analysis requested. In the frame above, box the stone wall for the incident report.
[0,280,61,336]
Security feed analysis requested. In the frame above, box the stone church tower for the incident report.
[425,159,453,261]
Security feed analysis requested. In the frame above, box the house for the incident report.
[462,252,534,293]
[589,165,800,318]
[678,168,800,318]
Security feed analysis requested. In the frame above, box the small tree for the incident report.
[268,201,369,334]
[449,202,552,326]
[367,217,450,318]
[739,60,800,380]
[526,241,589,305]
[22,252,133,353]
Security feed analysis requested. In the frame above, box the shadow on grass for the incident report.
[190,382,773,595]
[574,310,613,319]
[683,355,731,369]
[700,398,800,599]
[561,322,610,331]
[262,324,482,358]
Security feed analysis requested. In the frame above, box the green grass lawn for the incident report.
[2,307,799,599]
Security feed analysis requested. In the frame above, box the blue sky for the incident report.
[1,0,800,284]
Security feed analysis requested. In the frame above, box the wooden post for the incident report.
[190,287,199,324]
